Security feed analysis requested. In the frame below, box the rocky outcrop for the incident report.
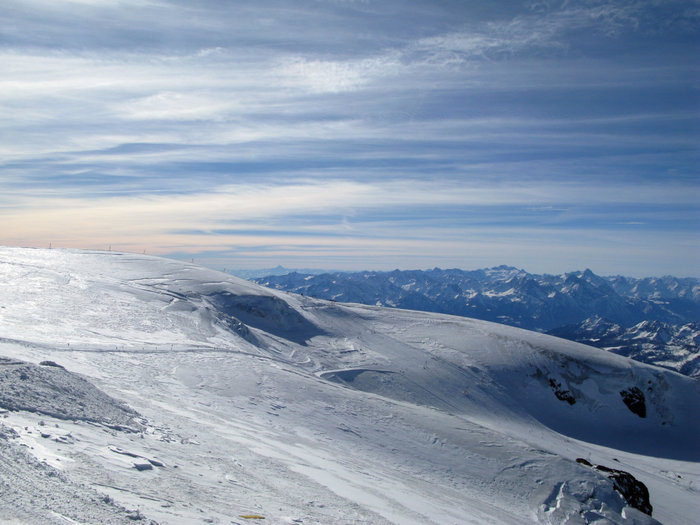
[576,459,653,516]
[620,387,646,418]
[549,378,576,405]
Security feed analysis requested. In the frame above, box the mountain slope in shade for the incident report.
[0,247,697,524]
[255,268,699,376]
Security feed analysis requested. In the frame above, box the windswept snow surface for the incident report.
[0,247,698,524]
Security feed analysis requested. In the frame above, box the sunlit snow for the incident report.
[0,247,697,524]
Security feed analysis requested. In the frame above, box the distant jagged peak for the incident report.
[481,265,526,280]
[493,264,519,270]
[627,319,674,342]
[608,274,700,302]
[562,268,606,285]
[580,315,620,332]
[487,264,523,274]
[632,319,663,331]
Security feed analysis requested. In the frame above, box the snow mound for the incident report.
[206,290,324,344]
[536,475,659,525]
[0,246,296,351]
[0,357,140,429]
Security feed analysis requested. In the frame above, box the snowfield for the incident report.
[0,247,697,524]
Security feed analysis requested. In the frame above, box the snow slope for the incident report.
[254,267,700,332]
[255,268,700,377]
[0,247,698,524]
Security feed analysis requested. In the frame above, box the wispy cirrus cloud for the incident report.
[1,0,698,275]
[4,177,696,232]
[3,177,697,274]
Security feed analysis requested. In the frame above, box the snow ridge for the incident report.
[255,267,700,376]
[0,247,697,524]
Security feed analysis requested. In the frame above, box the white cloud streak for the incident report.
[1,0,697,275]
[2,176,697,276]
[3,177,696,233]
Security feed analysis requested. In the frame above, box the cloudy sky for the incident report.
[2,0,698,276]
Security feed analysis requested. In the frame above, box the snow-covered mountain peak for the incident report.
[0,247,697,524]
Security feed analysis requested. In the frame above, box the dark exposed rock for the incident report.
[606,467,652,512]
[576,459,653,516]
[548,378,576,405]
[620,387,646,418]
[39,361,65,369]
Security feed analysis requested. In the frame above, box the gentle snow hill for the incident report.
[0,247,698,525]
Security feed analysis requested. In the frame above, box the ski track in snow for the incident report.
[0,247,698,524]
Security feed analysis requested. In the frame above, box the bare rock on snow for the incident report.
[39,360,65,369]
[548,377,576,405]
[576,458,654,516]
[620,386,647,418]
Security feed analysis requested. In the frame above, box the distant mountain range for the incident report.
[549,318,699,377]
[255,267,700,377]
[229,265,332,280]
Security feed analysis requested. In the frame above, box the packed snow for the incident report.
[0,247,697,524]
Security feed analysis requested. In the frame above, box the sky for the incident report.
[1,0,699,277]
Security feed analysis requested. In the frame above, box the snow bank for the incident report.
[0,357,140,429]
